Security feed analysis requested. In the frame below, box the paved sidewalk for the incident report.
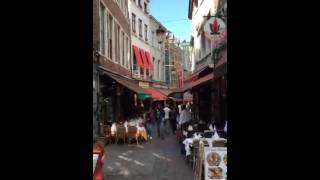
[104,131,194,180]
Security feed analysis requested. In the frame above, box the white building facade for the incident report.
[188,0,220,72]
[128,0,153,88]
[149,15,166,83]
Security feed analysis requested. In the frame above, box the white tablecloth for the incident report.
[110,119,147,140]
[182,137,227,156]
[93,154,99,173]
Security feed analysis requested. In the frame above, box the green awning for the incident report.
[138,93,151,101]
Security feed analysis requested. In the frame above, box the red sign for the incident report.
[204,17,226,42]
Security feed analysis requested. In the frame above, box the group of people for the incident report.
[143,103,193,140]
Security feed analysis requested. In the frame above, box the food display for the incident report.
[207,152,221,166]
[208,167,223,179]
[204,147,227,180]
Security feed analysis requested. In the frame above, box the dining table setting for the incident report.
[110,117,148,142]
[182,128,227,156]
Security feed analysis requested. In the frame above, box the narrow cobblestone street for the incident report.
[104,131,194,180]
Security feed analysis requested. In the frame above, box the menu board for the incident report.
[204,147,227,180]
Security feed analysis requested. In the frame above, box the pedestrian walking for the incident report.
[154,104,162,138]
[145,108,155,140]
[169,105,177,134]
[163,104,171,135]
[179,105,191,130]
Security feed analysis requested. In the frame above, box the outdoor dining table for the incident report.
[182,135,227,156]
[111,119,148,141]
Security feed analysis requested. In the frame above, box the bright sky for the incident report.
[150,0,191,42]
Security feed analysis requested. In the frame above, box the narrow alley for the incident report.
[104,133,194,180]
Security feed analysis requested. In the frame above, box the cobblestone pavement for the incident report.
[104,130,194,180]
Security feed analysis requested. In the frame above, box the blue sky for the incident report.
[150,0,191,42]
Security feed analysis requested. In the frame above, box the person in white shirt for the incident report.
[163,105,171,135]
[179,105,191,127]
[178,104,182,114]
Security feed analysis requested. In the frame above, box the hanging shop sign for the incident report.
[153,84,168,89]
[139,81,150,88]
[204,17,226,41]
[204,147,227,180]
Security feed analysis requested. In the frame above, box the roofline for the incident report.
[149,15,167,31]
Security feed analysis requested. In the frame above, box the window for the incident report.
[124,0,128,18]
[151,31,154,46]
[194,0,198,8]
[144,2,148,13]
[133,48,137,70]
[115,23,118,61]
[126,37,129,69]
[119,31,123,65]
[140,67,144,78]
[114,24,120,62]
[121,32,125,66]
[108,14,113,60]
[131,13,136,33]
[152,57,156,79]
[144,24,148,42]
[99,3,106,55]
[158,60,161,80]
[138,0,142,8]
[138,19,142,37]
[201,33,206,57]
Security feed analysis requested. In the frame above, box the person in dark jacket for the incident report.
[169,105,177,134]
[145,108,155,140]
[154,104,163,138]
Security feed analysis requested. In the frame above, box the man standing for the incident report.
[163,104,171,135]
[169,105,177,134]
[179,105,191,129]
[154,104,162,138]
[145,108,155,140]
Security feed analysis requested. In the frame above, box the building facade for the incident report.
[94,0,141,130]
[181,40,193,80]
[185,0,227,129]
[189,0,220,72]
[128,0,154,89]
[170,41,183,89]
[149,15,166,84]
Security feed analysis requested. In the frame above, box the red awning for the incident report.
[156,89,172,96]
[143,88,167,101]
[183,73,214,91]
[145,51,154,70]
[133,45,144,68]
[139,48,149,69]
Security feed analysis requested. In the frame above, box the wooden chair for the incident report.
[104,125,112,145]
[126,125,138,145]
[116,125,127,144]
[194,143,204,180]
[189,139,200,170]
